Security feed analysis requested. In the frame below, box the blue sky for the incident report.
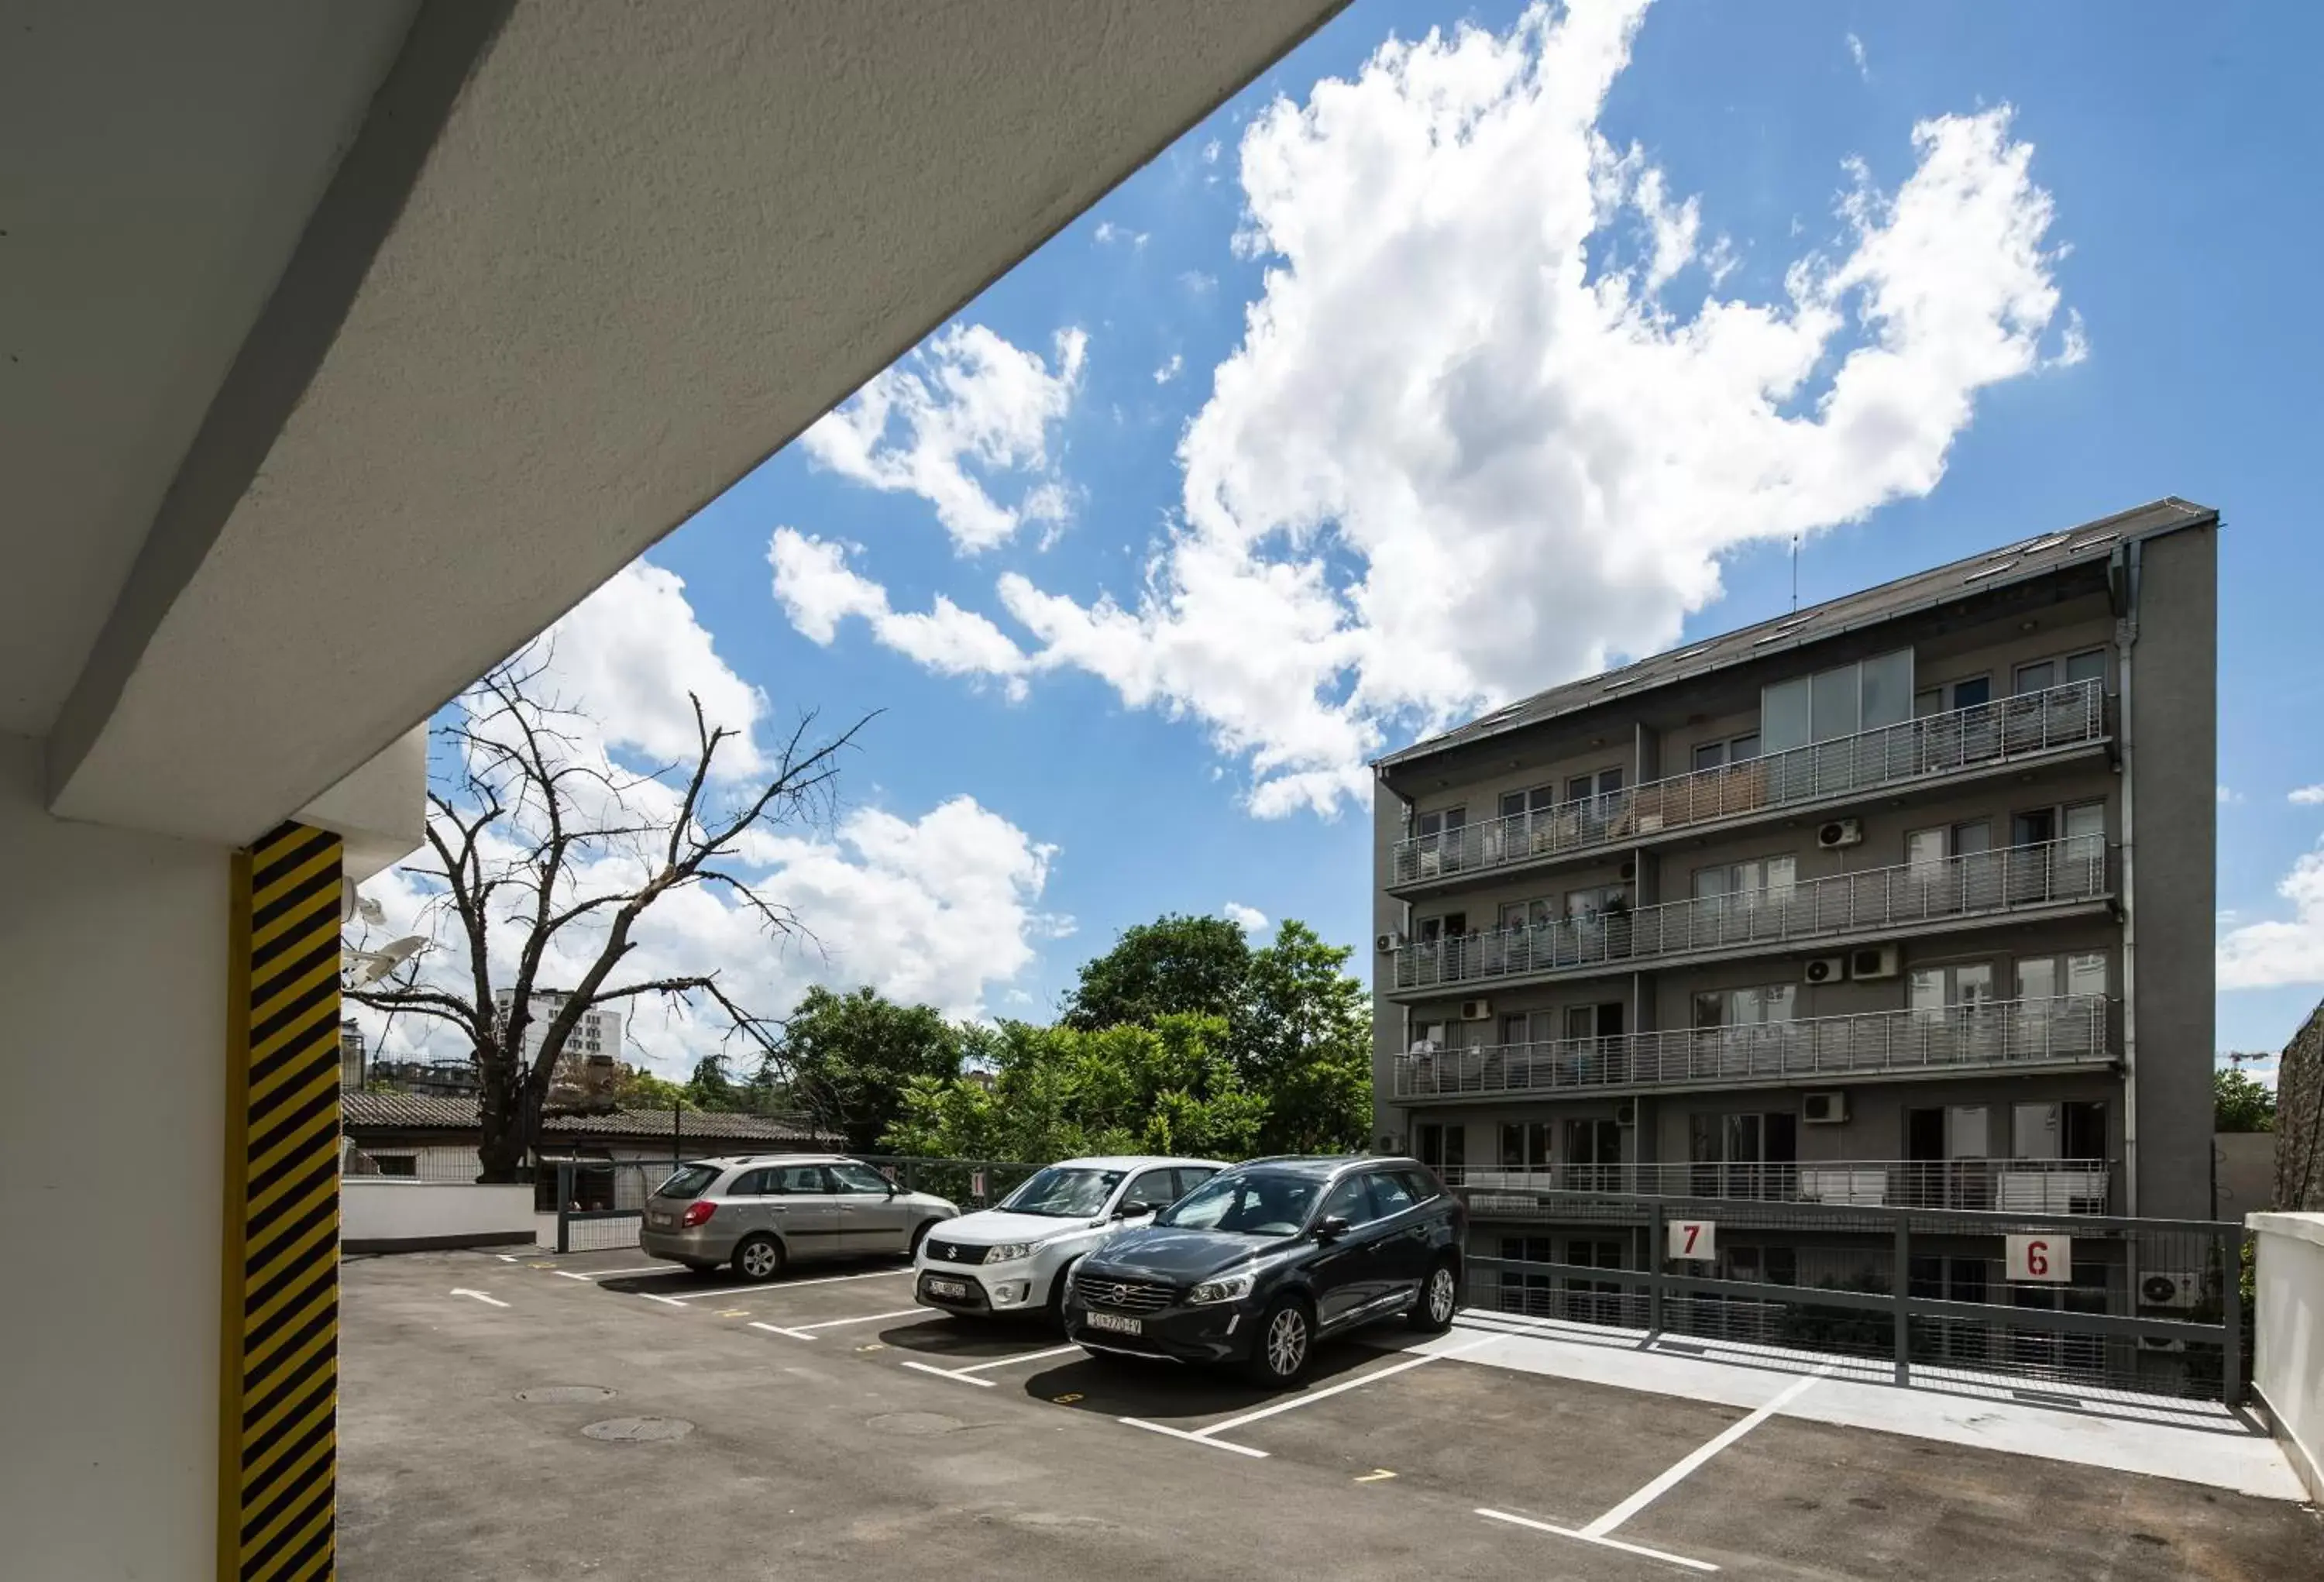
[462,0,2324,1074]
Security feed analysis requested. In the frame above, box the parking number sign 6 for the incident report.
[1668,1219,1716,1261]
[2006,1233,2071,1283]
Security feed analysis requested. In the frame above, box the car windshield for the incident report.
[1154,1171,1320,1236]
[997,1165,1126,1218]
[653,1164,720,1199]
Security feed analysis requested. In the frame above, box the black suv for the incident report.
[1061,1156,1465,1387]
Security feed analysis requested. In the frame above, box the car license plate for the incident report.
[1086,1311,1141,1336]
[926,1277,970,1299]
[647,1212,672,1228]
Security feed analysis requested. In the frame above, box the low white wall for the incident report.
[342,1180,537,1248]
[2250,1211,2324,1505]
[0,733,230,1580]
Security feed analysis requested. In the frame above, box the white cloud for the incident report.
[2218,837,2324,990]
[769,528,1032,699]
[1178,270,1219,294]
[1846,32,1868,81]
[1222,901,1270,934]
[1153,353,1184,385]
[535,560,770,776]
[2219,784,2243,805]
[909,0,2082,817]
[1095,220,1150,249]
[799,323,1088,553]
[1202,139,1223,165]
[2291,784,2324,806]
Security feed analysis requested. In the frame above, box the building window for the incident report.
[1906,820,1994,873]
[1762,648,1913,752]
[373,1154,418,1178]
[1417,911,1467,943]
[1501,1121,1552,1171]
[1691,733,1761,772]
[1414,1122,1465,1178]
[1692,984,1798,1028]
[1914,674,1993,716]
[2010,800,2106,849]
[1691,855,1796,916]
[1562,1118,1621,1189]
[1415,805,1466,839]
[2014,649,2106,695]
[1497,785,1556,820]
[1909,961,1996,1016]
[1564,767,1624,805]
[2013,952,2107,1001]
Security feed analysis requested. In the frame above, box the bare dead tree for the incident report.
[346,646,871,1181]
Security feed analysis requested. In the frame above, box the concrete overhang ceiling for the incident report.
[8,0,1343,845]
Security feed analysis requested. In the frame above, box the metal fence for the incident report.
[1395,996,2111,1102]
[1459,1186,2245,1405]
[1391,678,2107,886]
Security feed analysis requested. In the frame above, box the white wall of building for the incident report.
[342,1181,535,1247]
[2250,1211,2324,1504]
[0,733,228,1579]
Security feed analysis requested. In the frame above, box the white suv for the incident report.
[913,1156,1224,1320]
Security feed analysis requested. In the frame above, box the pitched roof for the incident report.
[339,1089,840,1144]
[1373,497,2216,773]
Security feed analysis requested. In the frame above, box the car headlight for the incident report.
[988,1241,1037,1262]
[1188,1269,1257,1305]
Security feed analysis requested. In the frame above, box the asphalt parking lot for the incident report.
[342,1247,2324,1580]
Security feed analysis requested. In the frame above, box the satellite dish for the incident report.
[357,895,386,927]
[346,934,427,985]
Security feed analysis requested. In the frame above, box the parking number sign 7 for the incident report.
[2006,1233,2071,1283]
[1668,1219,1715,1261]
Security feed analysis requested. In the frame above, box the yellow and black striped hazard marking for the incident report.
[220,821,345,1580]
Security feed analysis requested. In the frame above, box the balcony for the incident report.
[1394,996,2111,1102]
[1390,677,2106,893]
[1450,1158,2114,1216]
[1384,834,2109,999]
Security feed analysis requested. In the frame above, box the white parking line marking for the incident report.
[787,1307,926,1333]
[1477,1508,1717,1573]
[495,1254,518,1263]
[1119,1418,1270,1458]
[554,1271,593,1281]
[449,1288,509,1309]
[749,1321,816,1340]
[1196,1336,1493,1439]
[634,1292,692,1308]
[658,1267,912,1302]
[901,1360,999,1388]
[1580,1366,1832,1539]
[952,1344,1081,1374]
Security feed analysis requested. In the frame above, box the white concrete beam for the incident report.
[43,0,1342,844]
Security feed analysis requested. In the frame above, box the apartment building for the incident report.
[494,986,624,1103]
[1369,500,2218,1333]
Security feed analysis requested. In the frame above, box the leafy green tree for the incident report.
[2215,1065,2277,1133]
[782,985,970,1149]
[1236,921,1372,1153]
[684,1054,741,1112]
[1062,913,1253,1032]
[608,1063,686,1109]
[880,1015,1265,1163]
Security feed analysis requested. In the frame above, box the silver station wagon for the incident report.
[638,1154,959,1281]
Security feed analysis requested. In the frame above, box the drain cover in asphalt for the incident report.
[515,1386,616,1405]
[581,1416,695,1442]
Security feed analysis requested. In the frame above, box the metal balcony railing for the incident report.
[1387,834,2108,993]
[1391,677,2106,888]
[1449,1158,2114,1216]
[1395,996,2110,1100]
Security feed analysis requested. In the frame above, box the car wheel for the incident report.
[1410,1258,1459,1333]
[907,1219,935,1260]
[1243,1295,1314,1388]
[733,1234,785,1283]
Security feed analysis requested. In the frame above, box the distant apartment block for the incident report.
[1370,500,2219,1310]
[339,1020,367,1089]
[495,986,623,1102]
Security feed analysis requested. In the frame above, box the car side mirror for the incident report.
[1117,1200,1155,1219]
[1315,1215,1351,1240]
[885,1181,899,1197]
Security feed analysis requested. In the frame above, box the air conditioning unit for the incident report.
[1817,817,1865,850]
[1802,1091,1848,1125]
[1459,999,1492,1021]
[2140,1270,2205,1310]
[1614,1099,1638,1127]
[2137,1335,2188,1353]
[1803,955,1846,985]
[1849,944,1901,981]
[1376,930,1407,953]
